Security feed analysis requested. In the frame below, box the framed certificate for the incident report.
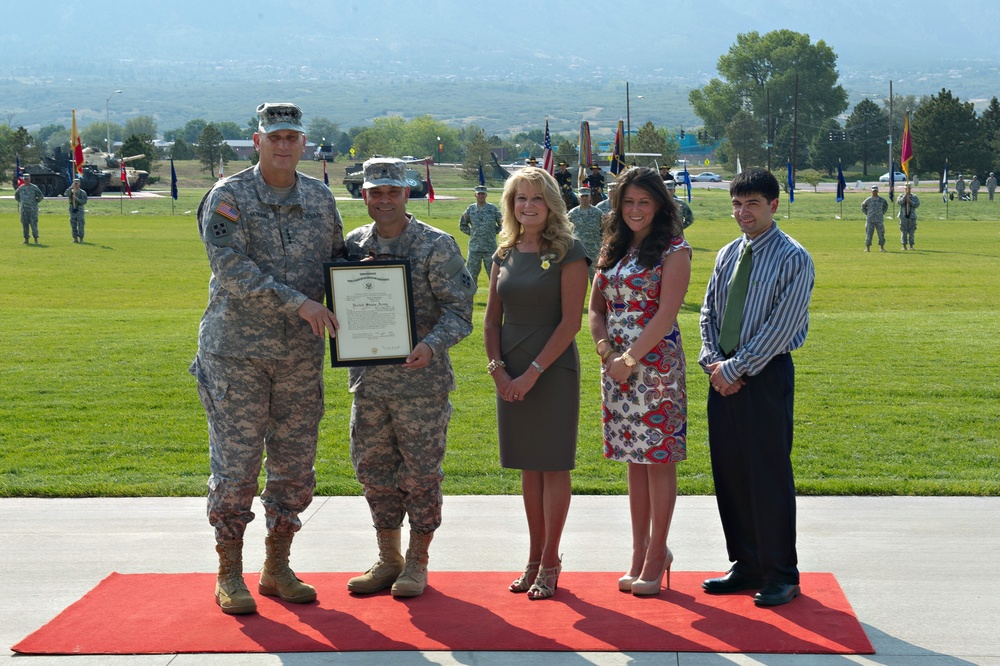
[323,260,417,367]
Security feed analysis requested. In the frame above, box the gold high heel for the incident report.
[509,561,540,593]
[527,560,562,600]
[631,548,673,596]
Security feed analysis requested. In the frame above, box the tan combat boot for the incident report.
[347,528,405,594]
[258,532,317,603]
[216,540,256,615]
[391,531,434,598]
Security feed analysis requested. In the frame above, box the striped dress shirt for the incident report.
[699,222,814,385]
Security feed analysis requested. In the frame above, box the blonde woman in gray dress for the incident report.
[483,167,590,600]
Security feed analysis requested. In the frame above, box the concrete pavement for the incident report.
[2,495,998,665]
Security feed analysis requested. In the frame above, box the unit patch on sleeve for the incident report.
[207,202,241,246]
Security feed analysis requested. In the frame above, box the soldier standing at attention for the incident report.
[970,175,980,201]
[190,102,345,615]
[663,174,694,230]
[585,164,607,203]
[956,174,966,201]
[987,172,997,201]
[567,188,603,278]
[595,181,616,216]
[15,174,44,245]
[897,183,920,251]
[346,158,475,599]
[861,185,888,252]
[65,178,88,243]
[458,184,502,286]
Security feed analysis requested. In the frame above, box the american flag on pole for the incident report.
[15,155,24,187]
[541,119,554,175]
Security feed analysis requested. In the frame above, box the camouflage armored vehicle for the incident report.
[342,157,429,198]
[13,148,110,196]
[81,148,150,192]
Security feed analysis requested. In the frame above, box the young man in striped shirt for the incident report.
[698,168,815,608]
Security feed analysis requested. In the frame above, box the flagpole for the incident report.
[888,81,895,220]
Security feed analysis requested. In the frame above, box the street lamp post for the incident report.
[106,90,122,154]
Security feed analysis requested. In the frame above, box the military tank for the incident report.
[81,148,150,192]
[342,157,429,199]
[13,148,109,196]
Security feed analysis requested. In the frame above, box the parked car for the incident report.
[689,171,722,183]
[879,171,907,182]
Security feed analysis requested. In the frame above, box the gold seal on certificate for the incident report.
[323,260,417,367]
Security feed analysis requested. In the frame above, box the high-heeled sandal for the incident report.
[631,548,673,596]
[527,561,562,600]
[509,561,540,593]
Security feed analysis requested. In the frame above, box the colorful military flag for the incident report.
[578,121,593,186]
[71,109,84,176]
[786,159,795,203]
[478,159,485,187]
[900,112,913,181]
[888,159,895,202]
[942,160,949,203]
[120,157,132,198]
[610,120,626,176]
[322,158,329,186]
[836,159,847,202]
[170,157,178,200]
[680,162,692,203]
[425,160,435,202]
[541,119,554,175]
[15,155,24,187]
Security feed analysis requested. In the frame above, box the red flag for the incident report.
[900,112,913,181]
[322,158,329,186]
[71,110,84,176]
[425,160,435,202]
[121,158,132,198]
[541,119,554,175]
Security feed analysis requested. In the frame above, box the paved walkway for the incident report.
[2,496,997,665]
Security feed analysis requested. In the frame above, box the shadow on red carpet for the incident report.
[12,571,873,655]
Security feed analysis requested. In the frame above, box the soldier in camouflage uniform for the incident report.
[458,185,502,285]
[861,185,889,252]
[346,158,475,599]
[970,175,980,201]
[190,103,346,615]
[897,184,920,250]
[595,181,616,217]
[956,174,966,201]
[567,188,604,278]
[15,174,44,244]
[65,178,88,243]
[987,172,997,201]
[663,175,694,230]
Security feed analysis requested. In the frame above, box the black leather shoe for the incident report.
[702,570,765,594]
[753,581,800,607]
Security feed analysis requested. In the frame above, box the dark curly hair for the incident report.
[597,167,682,271]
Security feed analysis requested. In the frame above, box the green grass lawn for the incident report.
[1,176,999,497]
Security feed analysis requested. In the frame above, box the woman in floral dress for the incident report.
[588,167,692,596]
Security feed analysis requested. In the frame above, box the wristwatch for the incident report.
[620,351,637,368]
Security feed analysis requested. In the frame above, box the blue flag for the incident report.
[170,158,178,200]
[786,160,795,203]
[478,160,485,186]
[681,164,692,203]
[836,160,846,202]
[888,159,895,202]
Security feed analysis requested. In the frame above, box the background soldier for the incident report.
[458,184,502,286]
[15,174,44,245]
[595,180,616,216]
[585,164,607,202]
[861,185,888,252]
[555,160,578,210]
[190,102,345,615]
[987,172,997,201]
[567,188,603,278]
[970,175,980,201]
[956,174,966,200]
[65,178,88,243]
[663,174,695,229]
[897,183,920,250]
[346,157,475,599]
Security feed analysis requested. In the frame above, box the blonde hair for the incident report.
[497,167,575,262]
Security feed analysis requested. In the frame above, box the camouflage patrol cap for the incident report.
[474,185,488,193]
[362,157,408,189]
[578,188,591,197]
[22,173,30,180]
[256,102,304,134]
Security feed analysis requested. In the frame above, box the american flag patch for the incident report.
[215,202,240,222]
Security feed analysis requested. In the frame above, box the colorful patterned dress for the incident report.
[597,237,690,463]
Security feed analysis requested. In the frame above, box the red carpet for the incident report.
[13,571,873,655]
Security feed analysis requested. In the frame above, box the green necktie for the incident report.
[719,243,753,356]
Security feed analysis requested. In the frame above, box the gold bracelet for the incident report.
[486,359,506,375]
[601,349,614,362]
[595,338,611,356]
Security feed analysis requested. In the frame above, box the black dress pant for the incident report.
[707,353,799,585]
